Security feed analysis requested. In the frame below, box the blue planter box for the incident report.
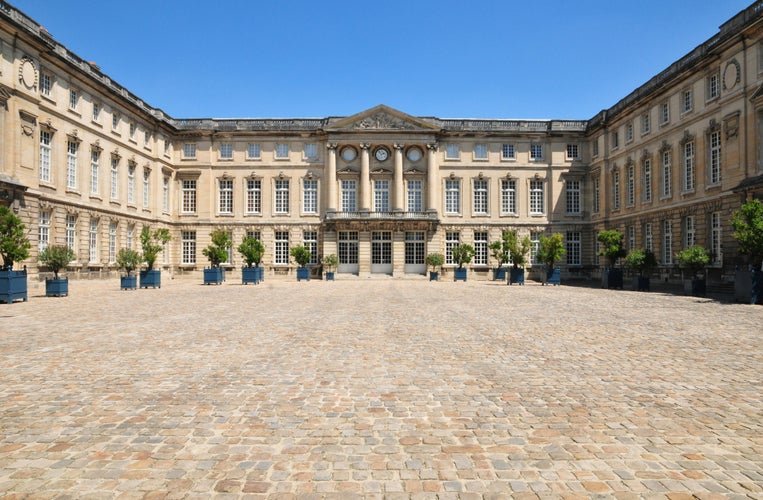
[545,268,561,286]
[429,271,439,281]
[633,276,651,291]
[140,269,161,289]
[0,268,28,303]
[120,275,137,290]
[691,278,706,296]
[242,266,261,285]
[509,268,525,285]
[324,271,335,281]
[454,268,467,282]
[492,268,506,281]
[297,267,310,282]
[46,277,69,297]
[606,269,624,289]
[204,267,225,285]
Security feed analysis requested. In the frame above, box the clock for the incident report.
[374,147,389,162]
[341,147,357,162]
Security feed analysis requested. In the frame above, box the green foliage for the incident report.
[290,245,312,267]
[140,226,171,270]
[116,248,142,276]
[321,253,339,271]
[489,239,510,268]
[731,199,763,268]
[623,248,657,277]
[202,229,232,268]
[237,237,265,268]
[676,245,710,277]
[597,229,627,267]
[0,206,31,270]
[536,233,565,269]
[38,245,75,279]
[425,252,444,272]
[451,243,475,269]
[504,231,532,268]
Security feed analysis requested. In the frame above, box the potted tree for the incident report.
[731,199,763,304]
[623,248,657,291]
[202,229,231,285]
[426,252,444,281]
[38,244,75,297]
[597,229,626,289]
[505,231,531,285]
[238,236,265,284]
[451,243,475,282]
[0,206,31,304]
[676,245,710,296]
[139,226,171,289]
[537,233,565,285]
[489,236,510,281]
[291,245,312,281]
[116,247,141,290]
[322,253,339,281]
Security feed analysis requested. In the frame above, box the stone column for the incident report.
[427,143,439,212]
[326,143,337,212]
[360,143,371,211]
[393,143,404,212]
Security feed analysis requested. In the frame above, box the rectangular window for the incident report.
[566,144,579,160]
[338,231,359,265]
[501,144,515,160]
[129,122,136,139]
[530,144,543,160]
[304,143,318,159]
[144,131,151,148]
[405,232,425,265]
[182,143,196,159]
[445,179,460,214]
[89,219,98,263]
[501,179,516,214]
[92,102,100,121]
[126,224,134,250]
[473,179,488,215]
[643,159,652,202]
[38,211,50,253]
[707,73,719,100]
[407,180,422,212]
[40,72,52,96]
[682,89,693,114]
[162,176,170,213]
[641,113,651,135]
[66,140,78,190]
[66,214,76,253]
[592,139,599,157]
[593,177,600,213]
[374,180,390,212]
[39,130,52,182]
[612,171,620,210]
[683,141,695,192]
[660,101,670,125]
[303,179,318,213]
[474,231,488,266]
[566,180,581,214]
[69,89,78,110]
[530,231,541,264]
[110,157,119,199]
[108,222,117,264]
[275,143,289,159]
[474,143,488,159]
[611,131,619,149]
[246,179,262,214]
[662,220,673,265]
[182,179,197,213]
[247,143,261,159]
[181,231,196,264]
[625,123,634,143]
[341,180,357,212]
[711,212,722,265]
[627,226,636,250]
[445,231,460,265]
[274,231,289,265]
[275,179,290,214]
[626,166,635,206]
[566,232,581,266]
[246,231,261,242]
[112,112,119,131]
[662,150,672,198]
[219,179,233,214]
[371,231,392,265]
[143,170,150,209]
[684,215,696,248]
[709,131,721,185]
[220,143,233,159]
[303,231,318,265]
[127,164,135,204]
[163,139,170,156]
[90,150,100,195]
[644,223,654,252]
[445,143,459,159]
[530,180,544,214]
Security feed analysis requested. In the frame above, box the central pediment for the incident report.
[327,105,441,132]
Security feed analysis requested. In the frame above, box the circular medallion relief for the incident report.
[19,58,37,89]
[723,60,740,91]
[341,146,357,162]
[406,147,422,162]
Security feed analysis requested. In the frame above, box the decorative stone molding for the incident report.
[723,111,740,139]
[640,148,651,161]
[91,140,102,152]
[359,143,370,151]
[722,58,741,91]
[19,110,36,136]
[326,142,337,151]
[426,143,438,152]
[351,111,416,130]
[679,129,694,146]
[659,140,671,154]
[18,56,38,90]
[393,143,404,151]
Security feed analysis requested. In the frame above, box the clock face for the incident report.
[406,148,422,162]
[374,147,389,162]
[341,147,357,162]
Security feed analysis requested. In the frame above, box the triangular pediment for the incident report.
[328,105,441,132]
[371,167,392,175]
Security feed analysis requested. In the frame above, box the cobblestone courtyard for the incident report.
[0,278,762,499]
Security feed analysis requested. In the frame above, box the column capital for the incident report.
[326,142,338,151]
[360,143,371,151]
[426,143,438,151]
[393,143,404,151]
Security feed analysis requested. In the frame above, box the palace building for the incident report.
[1,1,763,282]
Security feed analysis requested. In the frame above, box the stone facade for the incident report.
[1,1,763,282]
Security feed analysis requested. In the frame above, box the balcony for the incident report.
[324,210,439,231]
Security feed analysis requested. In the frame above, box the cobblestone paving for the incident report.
[0,277,762,499]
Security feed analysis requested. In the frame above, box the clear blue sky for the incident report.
[10,0,754,120]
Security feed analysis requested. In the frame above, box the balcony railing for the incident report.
[324,210,438,221]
